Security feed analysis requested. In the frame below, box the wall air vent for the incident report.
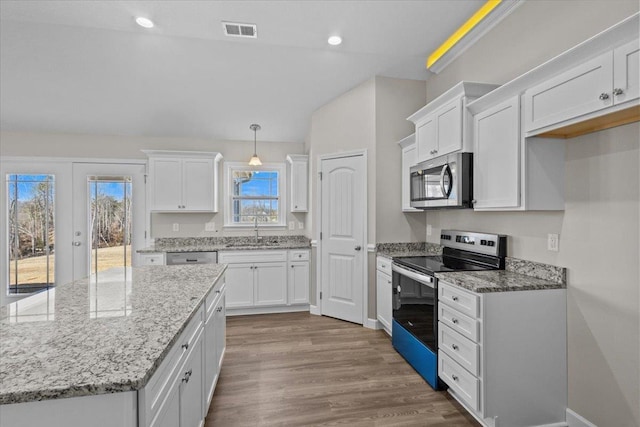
[222,21,257,38]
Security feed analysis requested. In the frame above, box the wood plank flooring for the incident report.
[206,312,480,426]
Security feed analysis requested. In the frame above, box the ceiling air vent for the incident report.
[222,21,257,38]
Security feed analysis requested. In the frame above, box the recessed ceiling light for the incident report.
[328,35,342,46]
[135,17,154,29]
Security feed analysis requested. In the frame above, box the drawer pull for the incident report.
[452,318,459,324]
[217,306,223,312]
[182,369,193,383]
[451,344,459,351]
[451,374,459,382]
[452,296,459,301]
[181,343,189,350]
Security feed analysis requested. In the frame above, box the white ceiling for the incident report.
[0,0,484,143]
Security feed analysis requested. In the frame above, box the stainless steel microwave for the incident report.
[409,152,473,209]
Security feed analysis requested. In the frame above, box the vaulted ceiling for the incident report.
[0,1,484,143]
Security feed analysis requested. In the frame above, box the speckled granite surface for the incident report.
[138,235,310,253]
[376,242,443,259]
[506,257,566,284]
[435,268,566,293]
[0,264,226,405]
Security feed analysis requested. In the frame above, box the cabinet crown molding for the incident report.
[142,149,223,161]
[397,133,415,148]
[407,81,499,123]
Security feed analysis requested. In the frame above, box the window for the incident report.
[225,163,286,227]
[7,174,55,295]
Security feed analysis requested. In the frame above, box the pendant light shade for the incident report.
[249,124,262,166]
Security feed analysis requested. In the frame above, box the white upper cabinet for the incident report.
[613,38,640,104]
[286,154,308,212]
[144,151,223,213]
[523,52,614,132]
[408,82,499,164]
[397,134,419,212]
[473,96,521,210]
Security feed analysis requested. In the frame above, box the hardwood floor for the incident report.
[206,312,480,426]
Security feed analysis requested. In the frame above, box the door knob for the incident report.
[354,245,362,251]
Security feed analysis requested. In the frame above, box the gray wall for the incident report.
[0,131,306,238]
[308,76,426,314]
[423,2,640,425]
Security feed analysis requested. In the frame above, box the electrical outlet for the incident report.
[298,222,304,230]
[426,224,432,236]
[289,221,295,231]
[547,233,559,252]
[172,223,180,232]
[205,222,215,232]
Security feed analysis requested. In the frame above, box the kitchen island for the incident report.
[0,264,226,427]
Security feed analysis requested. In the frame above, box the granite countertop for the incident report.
[138,235,311,253]
[435,270,565,293]
[376,242,443,259]
[0,264,226,405]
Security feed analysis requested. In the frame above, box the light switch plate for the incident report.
[205,222,215,232]
[547,233,559,252]
[427,224,432,236]
[172,223,179,232]
[289,221,295,231]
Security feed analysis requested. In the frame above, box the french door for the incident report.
[72,163,146,281]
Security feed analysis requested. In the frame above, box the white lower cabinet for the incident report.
[220,250,310,313]
[437,281,567,427]
[141,277,226,427]
[204,285,226,415]
[375,256,392,336]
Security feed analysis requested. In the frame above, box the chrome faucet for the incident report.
[253,216,262,243]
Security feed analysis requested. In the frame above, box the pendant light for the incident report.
[248,124,262,166]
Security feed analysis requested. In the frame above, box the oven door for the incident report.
[391,263,437,352]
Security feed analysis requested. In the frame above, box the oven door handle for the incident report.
[392,264,435,288]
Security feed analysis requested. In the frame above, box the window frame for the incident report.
[223,162,287,228]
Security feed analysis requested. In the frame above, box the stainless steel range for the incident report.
[391,230,506,390]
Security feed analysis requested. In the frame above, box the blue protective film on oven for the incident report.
[392,319,439,390]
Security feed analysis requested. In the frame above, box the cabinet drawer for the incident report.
[439,323,479,375]
[438,304,479,342]
[139,253,165,266]
[288,250,309,261]
[205,281,225,317]
[219,250,287,264]
[439,351,480,412]
[376,256,392,276]
[438,282,479,318]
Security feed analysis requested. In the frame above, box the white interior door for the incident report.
[72,163,146,281]
[320,154,366,324]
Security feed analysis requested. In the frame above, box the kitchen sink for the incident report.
[224,241,279,248]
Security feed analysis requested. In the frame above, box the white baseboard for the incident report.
[566,409,597,427]
[309,305,321,315]
[364,318,382,330]
[226,305,309,316]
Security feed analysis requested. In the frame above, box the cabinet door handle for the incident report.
[599,93,610,100]
[291,265,295,268]
[452,318,459,324]
[451,375,459,382]
[182,369,193,383]
[452,296,459,301]
[181,343,189,350]
[451,344,459,351]
[217,306,223,312]
[613,88,624,96]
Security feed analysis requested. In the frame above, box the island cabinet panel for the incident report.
[0,391,137,427]
[204,285,226,412]
[179,328,204,427]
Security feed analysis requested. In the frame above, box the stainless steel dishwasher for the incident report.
[165,251,217,265]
